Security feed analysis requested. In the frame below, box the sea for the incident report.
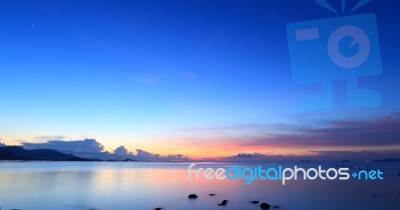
[0,161,399,210]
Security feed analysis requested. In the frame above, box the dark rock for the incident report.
[188,194,198,199]
[398,172,400,175]
[209,193,216,196]
[250,201,260,204]
[218,200,228,206]
[273,205,280,208]
[260,202,271,209]
[372,194,378,198]
[154,208,163,210]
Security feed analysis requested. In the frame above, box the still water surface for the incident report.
[0,162,399,210]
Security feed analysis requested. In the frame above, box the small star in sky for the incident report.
[352,172,358,178]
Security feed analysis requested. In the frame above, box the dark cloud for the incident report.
[23,139,104,153]
[309,150,400,161]
[235,153,264,158]
[233,112,400,147]
[21,139,191,161]
[113,146,129,157]
[135,149,159,160]
[224,151,400,162]
[15,113,400,161]
[134,149,190,161]
[225,153,293,162]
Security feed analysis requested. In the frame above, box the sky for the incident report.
[0,0,399,160]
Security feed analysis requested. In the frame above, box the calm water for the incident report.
[0,162,399,210]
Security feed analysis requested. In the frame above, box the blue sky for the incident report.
[0,0,399,158]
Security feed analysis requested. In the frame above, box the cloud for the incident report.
[132,76,161,84]
[22,139,104,154]
[16,113,400,161]
[235,153,261,158]
[113,146,129,157]
[223,150,400,162]
[168,113,400,160]
[131,70,172,84]
[240,113,400,147]
[309,150,392,161]
[222,153,293,162]
[183,71,197,79]
[135,149,158,159]
[33,136,67,141]
[21,139,190,161]
[134,149,190,161]
[185,112,400,148]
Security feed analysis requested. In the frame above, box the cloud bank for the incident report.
[240,113,400,147]
[22,139,190,161]
[222,150,400,162]
[23,139,104,153]
[172,112,400,161]
[13,113,400,161]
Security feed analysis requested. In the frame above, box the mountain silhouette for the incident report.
[0,146,93,161]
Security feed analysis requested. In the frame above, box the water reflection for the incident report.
[0,162,399,210]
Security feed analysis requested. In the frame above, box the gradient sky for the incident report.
[0,0,399,159]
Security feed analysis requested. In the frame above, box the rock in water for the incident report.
[218,200,228,206]
[251,201,260,204]
[188,194,198,199]
[209,193,216,196]
[273,205,280,208]
[260,202,271,209]
[154,208,163,210]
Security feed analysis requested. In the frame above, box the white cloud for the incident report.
[183,71,197,79]
[132,76,161,84]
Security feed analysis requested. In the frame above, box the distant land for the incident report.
[371,159,400,162]
[1,146,399,163]
[0,146,97,161]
